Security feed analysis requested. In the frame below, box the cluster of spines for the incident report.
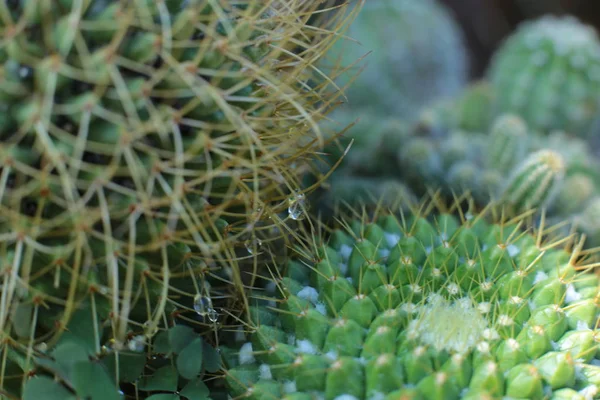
[0,0,360,398]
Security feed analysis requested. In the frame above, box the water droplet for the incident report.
[244,236,263,255]
[127,335,146,352]
[288,192,307,220]
[19,66,31,78]
[193,294,213,315]
[207,308,219,323]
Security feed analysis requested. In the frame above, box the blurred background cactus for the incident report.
[488,16,600,137]
[322,0,468,120]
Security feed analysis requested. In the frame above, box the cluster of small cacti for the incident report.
[0,0,358,398]
[222,206,600,399]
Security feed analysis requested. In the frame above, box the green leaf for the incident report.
[102,351,146,383]
[177,337,204,380]
[153,330,171,354]
[180,378,210,400]
[146,394,179,400]
[138,365,179,392]
[202,342,222,373]
[50,341,90,381]
[71,361,123,400]
[22,376,77,400]
[168,325,196,353]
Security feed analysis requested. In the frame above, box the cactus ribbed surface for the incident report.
[0,0,358,398]
[488,16,600,137]
[223,206,600,399]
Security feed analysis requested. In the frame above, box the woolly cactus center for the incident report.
[408,295,488,353]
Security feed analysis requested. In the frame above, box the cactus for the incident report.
[500,150,566,214]
[0,0,358,397]
[222,201,600,399]
[323,0,468,120]
[488,16,600,137]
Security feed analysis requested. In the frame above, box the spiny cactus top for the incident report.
[0,0,355,369]
[488,15,600,136]
[324,0,468,119]
[224,207,600,400]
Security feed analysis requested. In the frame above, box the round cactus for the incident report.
[0,0,357,397]
[324,0,468,119]
[223,205,600,399]
[488,16,600,137]
[500,149,566,214]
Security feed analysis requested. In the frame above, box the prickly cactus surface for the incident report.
[488,16,600,137]
[223,208,600,400]
[0,0,356,397]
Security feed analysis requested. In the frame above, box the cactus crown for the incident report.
[222,197,600,400]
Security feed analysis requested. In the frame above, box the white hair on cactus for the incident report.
[259,364,272,380]
[339,244,353,260]
[295,339,318,355]
[297,286,319,304]
[239,342,255,365]
[407,295,489,353]
[565,284,583,303]
[384,233,401,247]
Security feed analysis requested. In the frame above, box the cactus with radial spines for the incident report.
[0,0,358,397]
[221,201,600,400]
[488,15,600,137]
[500,150,566,214]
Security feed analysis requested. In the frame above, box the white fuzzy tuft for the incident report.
[315,302,327,315]
[283,381,297,393]
[533,271,549,284]
[295,339,318,355]
[239,342,255,365]
[340,245,353,260]
[385,233,401,247]
[408,296,488,353]
[565,284,583,303]
[333,396,359,400]
[297,286,319,304]
[259,364,272,380]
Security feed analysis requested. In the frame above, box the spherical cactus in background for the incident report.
[501,150,566,214]
[324,0,468,120]
[486,114,529,173]
[223,206,600,399]
[488,16,600,137]
[0,0,356,396]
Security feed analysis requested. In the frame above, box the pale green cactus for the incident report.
[221,204,600,399]
[488,16,600,137]
[324,0,468,120]
[500,150,566,214]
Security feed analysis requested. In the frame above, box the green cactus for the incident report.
[0,0,358,397]
[488,16,600,137]
[500,149,566,214]
[222,202,600,399]
[323,0,468,120]
[486,114,529,173]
